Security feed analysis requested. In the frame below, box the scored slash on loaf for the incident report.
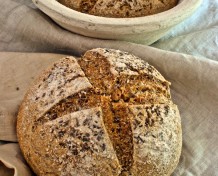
[17,48,182,176]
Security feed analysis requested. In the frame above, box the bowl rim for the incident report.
[33,0,202,30]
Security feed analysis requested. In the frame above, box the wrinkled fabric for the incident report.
[0,0,218,176]
[1,0,218,61]
[0,143,33,176]
[152,0,218,61]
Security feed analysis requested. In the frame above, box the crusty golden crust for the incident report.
[17,48,182,176]
[58,0,178,18]
[129,103,182,176]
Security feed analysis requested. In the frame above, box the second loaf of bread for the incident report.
[17,48,182,176]
[58,0,179,17]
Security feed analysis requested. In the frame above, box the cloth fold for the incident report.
[152,0,218,61]
[0,143,32,176]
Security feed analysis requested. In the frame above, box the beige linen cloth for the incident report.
[0,0,218,176]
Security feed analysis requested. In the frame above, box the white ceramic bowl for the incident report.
[32,0,202,45]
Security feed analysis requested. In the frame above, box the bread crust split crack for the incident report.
[17,48,182,176]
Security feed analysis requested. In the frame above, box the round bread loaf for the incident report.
[17,48,182,176]
[58,0,178,17]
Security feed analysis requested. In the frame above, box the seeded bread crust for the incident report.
[129,104,182,176]
[17,48,182,176]
[58,0,178,17]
